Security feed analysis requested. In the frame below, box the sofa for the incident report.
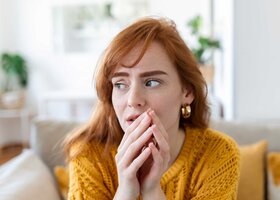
[0,119,280,200]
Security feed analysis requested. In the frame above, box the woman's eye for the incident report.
[114,82,127,90]
[145,80,160,87]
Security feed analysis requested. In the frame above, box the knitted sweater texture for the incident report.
[68,127,240,200]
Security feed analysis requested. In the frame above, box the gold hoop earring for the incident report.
[181,104,191,119]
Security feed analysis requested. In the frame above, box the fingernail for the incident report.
[144,113,150,120]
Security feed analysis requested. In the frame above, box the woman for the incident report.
[65,17,240,200]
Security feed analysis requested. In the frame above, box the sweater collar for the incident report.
[160,127,195,185]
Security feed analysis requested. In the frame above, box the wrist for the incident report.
[141,185,165,200]
[114,186,138,200]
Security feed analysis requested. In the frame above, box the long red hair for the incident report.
[64,17,210,160]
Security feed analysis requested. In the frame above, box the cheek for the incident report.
[112,93,126,120]
[156,102,180,119]
[112,94,120,117]
[151,94,181,127]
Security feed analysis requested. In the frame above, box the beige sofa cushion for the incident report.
[0,149,61,200]
[238,140,268,200]
[30,119,81,170]
[210,120,280,151]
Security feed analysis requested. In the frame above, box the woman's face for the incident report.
[111,42,194,135]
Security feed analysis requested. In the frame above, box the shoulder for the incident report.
[67,141,118,199]
[187,127,240,166]
[206,128,239,149]
[188,127,239,154]
[68,140,117,163]
[186,128,240,198]
[187,127,240,178]
[207,128,240,156]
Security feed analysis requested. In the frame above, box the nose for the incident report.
[127,84,146,108]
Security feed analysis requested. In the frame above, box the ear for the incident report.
[182,87,194,105]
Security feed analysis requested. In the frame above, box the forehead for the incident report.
[113,42,175,73]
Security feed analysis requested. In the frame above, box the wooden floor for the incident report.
[0,143,28,165]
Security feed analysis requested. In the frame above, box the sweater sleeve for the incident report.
[68,143,116,200]
[191,133,241,200]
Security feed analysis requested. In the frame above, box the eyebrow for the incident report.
[112,70,168,78]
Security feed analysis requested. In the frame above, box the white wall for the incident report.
[2,0,280,122]
[0,0,3,51]
[0,0,21,51]
[150,0,210,31]
[1,0,99,113]
[1,0,212,114]
[0,0,4,83]
[233,0,280,120]
[212,0,234,119]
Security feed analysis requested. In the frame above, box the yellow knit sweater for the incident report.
[68,127,240,200]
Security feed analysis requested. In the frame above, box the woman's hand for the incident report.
[114,109,170,200]
[139,110,170,198]
[114,109,154,200]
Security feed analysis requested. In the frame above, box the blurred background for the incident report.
[1,0,280,146]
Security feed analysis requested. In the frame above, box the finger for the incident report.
[152,125,170,155]
[117,126,153,166]
[149,142,164,166]
[148,110,168,140]
[129,147,151,174]
[124,108,152,136]
[118,113,151,156]
[119,108,152,150]
[119,111,145,148]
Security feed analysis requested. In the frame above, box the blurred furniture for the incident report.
[1,119,280,200]
[0,142,29,165]
[208,93,224,119]
[0,108,33,147]
[32,119,280,200]
[38,91,96,122]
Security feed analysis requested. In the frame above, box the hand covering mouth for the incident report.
[141,136,157,152]
[126,114,140,123]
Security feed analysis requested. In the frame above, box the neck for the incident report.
[168,127,185,167]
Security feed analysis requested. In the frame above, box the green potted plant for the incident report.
[0,53,28,109]
[186,15,221,84]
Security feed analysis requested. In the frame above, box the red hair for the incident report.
[64,17,210,160]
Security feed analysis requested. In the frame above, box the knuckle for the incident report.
[115,153,120,161]
[125,126,132,134]
[124,169,135,180]
[128,142,136,152]
[119,163,125,170]
[126,133,137,145]
[117,145,123,151]
[117,160,126,170]
[130,134,137,142]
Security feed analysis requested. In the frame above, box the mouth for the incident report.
[126,114,140,125]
